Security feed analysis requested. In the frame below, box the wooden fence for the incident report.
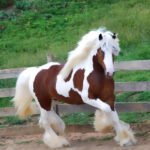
[0,54,150,117]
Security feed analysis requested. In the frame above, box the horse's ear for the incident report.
[112,33,116,39]
[99,34,103,40]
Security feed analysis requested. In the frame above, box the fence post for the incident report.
[46,53,54,62]
[46,53,59,115]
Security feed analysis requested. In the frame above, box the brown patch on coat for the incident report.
[73,69,85,91]
[87,49,115,111]
[65,70,73,82]
[34,69,53,111]
[34,64,84,111]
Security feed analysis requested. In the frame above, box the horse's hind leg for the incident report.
[39,108,69,148]
[48,110,66,136]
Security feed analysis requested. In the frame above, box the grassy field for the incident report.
[0,0,150,123]
[0,0,150,69]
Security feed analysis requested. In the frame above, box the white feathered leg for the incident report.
[94,109,136,146]
[39,108,69,148]
[94,109,113,133]
[48,110,66,135]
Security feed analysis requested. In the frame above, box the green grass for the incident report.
[36,140,44,145]
[82,136,114,142]
[114,71,150,82]
[0,97,13,107]
[61,112,150,125]
[100,136,114,141]
[15,140,32,145]
[0,116,31,125]
[62,112,150,125]
[0,143,5,147]
[119,112,150,123]
[0,0,150,69]
[62,113,94,125]
[135,132,148,138]
[116,92,150,102]
[0,78,16,88]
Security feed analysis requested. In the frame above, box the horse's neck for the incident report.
[92,54,105,74]
[73,50,105,76]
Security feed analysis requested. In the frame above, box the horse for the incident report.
[13,28,136,148]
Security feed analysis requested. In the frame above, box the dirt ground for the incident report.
[1,124,150,150]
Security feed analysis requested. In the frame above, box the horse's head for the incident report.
[97,32,120,78]
[59,27,120,80]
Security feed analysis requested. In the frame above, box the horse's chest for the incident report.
[55,69,85,97]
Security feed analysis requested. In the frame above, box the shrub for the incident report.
[0,11,17,21]
[15,0,31,10]
[0,0,14,9]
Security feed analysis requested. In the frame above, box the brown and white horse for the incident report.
[13,28,136,148]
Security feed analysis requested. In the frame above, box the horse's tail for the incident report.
[12,67,37,119]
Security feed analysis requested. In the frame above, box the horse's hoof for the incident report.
[124,141,134,147]
[43,132,70,148]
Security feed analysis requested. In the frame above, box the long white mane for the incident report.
[59,27,120,79]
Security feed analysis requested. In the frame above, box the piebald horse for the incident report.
[13,28,136,148]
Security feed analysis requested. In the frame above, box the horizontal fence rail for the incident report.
[0,68,25,79]
[1,102,150,117]
[0,60,150,80]
[115,81,150,92]
[0,88,15,98]
[114,60,150,71]
[0,58,150,117]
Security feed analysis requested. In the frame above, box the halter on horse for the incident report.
[13,28,136,148]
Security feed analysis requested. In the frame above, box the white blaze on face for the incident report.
[103,50,114,76]
[100,33,116,77]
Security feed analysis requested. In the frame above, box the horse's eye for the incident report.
[101,50,105,56]
[112,33,116,39]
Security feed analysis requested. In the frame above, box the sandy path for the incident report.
[1,132,150,150]
[0,123,150,150]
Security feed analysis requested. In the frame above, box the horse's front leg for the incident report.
[94,109,136,146]
[82,96,112,113]
[82,96,114,133]
[110,110,137,146]
[91,97,137,147]
[82,96,136,146]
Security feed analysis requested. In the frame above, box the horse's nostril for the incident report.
[107,72,109,77]
[113,72,115,76]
